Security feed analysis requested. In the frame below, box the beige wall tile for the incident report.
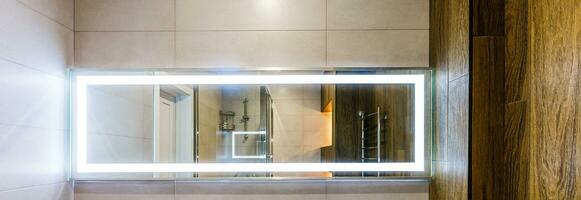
[274,131,303,147]
[175,31,325,68]
[74,181,174,200]
[175,181,325,200]
[0,125,66,191]
[17,0,74,29]
[268,85,304,100]
[87,87,149,138]
[0,60,66,130]
[75,0,175,31]
[327,0,429,30]
[176,0,325,31]
[0,0,72,77]
[273,99,304,116]
[326,181,429,200]
[274,145,304,162]
[75,32,175,68]
[327,30,429,67]
[87,134,145,163]
[0,182,72,200]
[302,145,321,162]
[274,115,303,132]
[302,85,321,100]
[303,99,322,116]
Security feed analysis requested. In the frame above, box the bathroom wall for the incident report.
[198,85,221,163]
[72,0,430,198]
[471,0,581,199]
[0,0,73,199]
[73,0,429,69]
[85,86,154,163]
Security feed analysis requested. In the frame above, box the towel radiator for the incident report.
[359,107,386,176]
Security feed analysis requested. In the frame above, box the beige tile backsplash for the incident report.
[75,32,175,68]
[73,0,429,68]
[75,0,175,31]
[175,31,326,68]
[0,0,72,199]
[327,30,429,67]
[176,0,326,31]
[327,0,429,30]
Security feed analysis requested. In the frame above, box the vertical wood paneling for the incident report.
[505,0,528,103]
[376,85,414,162]
[447,76,469,173]
[430,0,448,163]
[445,0,470,81]
[471,37,505,200]
[528,0,581,198]
[501,101,529,200]
[430,0,470,198]
[472,0,504,36]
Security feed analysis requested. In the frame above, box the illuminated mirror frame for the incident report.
[74,74,425,173]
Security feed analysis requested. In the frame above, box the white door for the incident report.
[159,98,176,163]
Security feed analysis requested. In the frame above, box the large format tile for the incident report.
[0,125,66,191]
[87,87,149,138]
[268,85,304,100]
[175,31,325,68]
[175,181,325,200]
[273,130,303,147]
[75,0,175,31]
[273,99,304,116]
[0,59,66,130]
[326,181,429,200]
[17,0,74,29]
[274,115,303,132]
[327,0,429,30]
[0,182,71,200]
[75,181,174,200]
[273,145,305,162]
[327,30,429,68]
[0,0,72,77]
[176,0,325,30]
[75,32,174,68]
[87,134,146,164]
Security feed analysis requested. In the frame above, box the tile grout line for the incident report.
[14,0,74,31]
[0,181,68,193]
[173,0,177,68]
[0,122,68,133]
[0,56,66,80]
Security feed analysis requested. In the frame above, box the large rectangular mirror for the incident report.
[73,70,432,179]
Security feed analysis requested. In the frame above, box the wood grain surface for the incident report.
[471,36,505,200]
[528,0,581,198]
[430,0,470,198]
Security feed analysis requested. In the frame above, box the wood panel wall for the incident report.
[527,1,581,198]
[470,0,581,199]
[375,85,414,163]
[471,0,506,199]
[429,0,470,198]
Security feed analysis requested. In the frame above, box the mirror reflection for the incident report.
[84,71,429,178]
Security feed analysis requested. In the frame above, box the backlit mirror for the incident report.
[73,70,432,179]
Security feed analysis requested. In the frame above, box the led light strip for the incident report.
[75,74,425,173]
[232,131,267,159]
